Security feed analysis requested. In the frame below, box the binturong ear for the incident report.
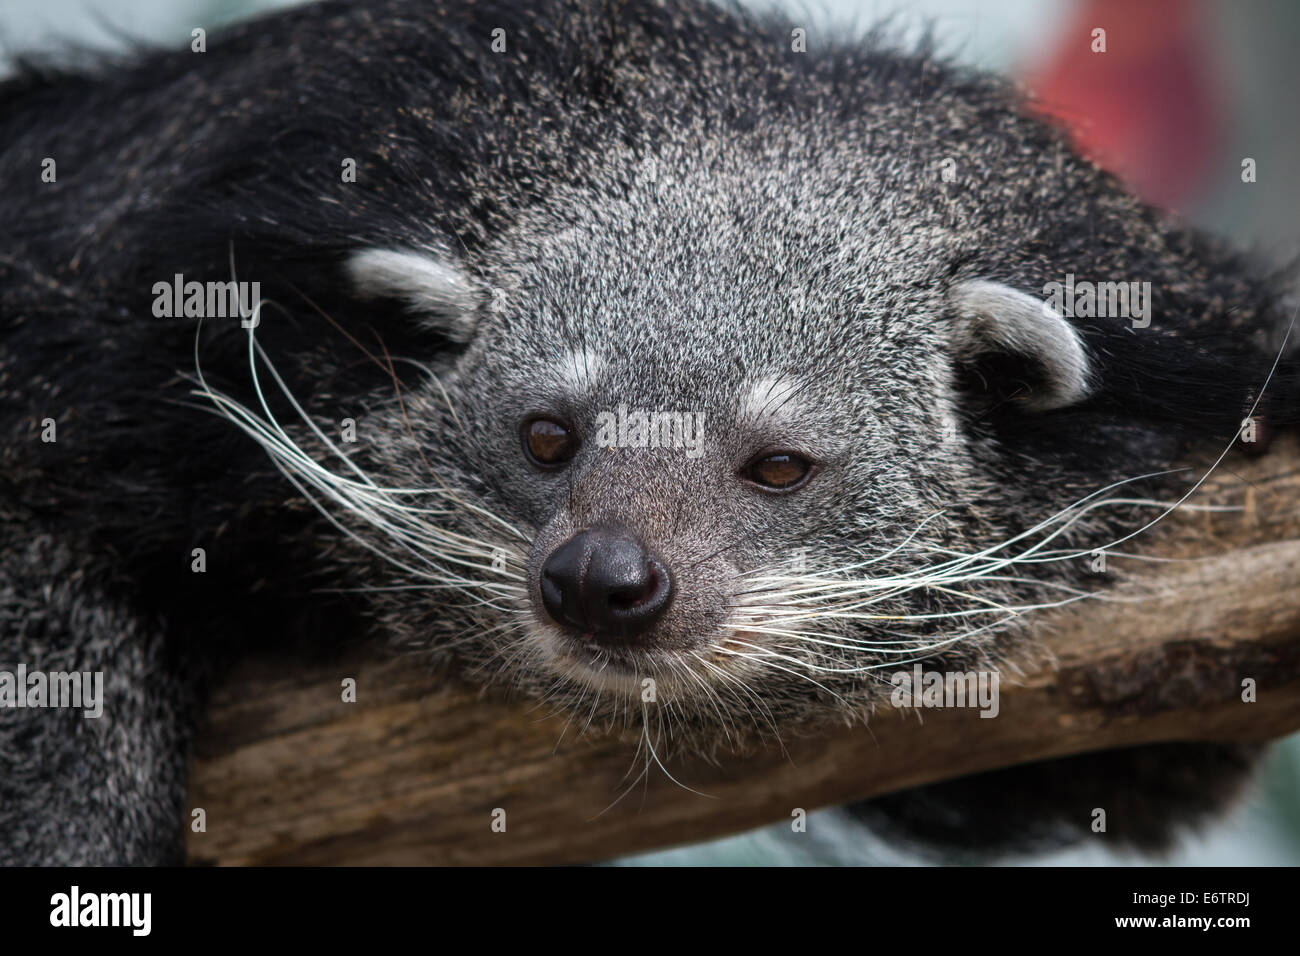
[345,247,481,342]
[946,280,1092,411]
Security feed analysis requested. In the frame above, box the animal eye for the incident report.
[522,417,578,468]
[743,451,816,492]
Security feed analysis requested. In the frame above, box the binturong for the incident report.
[1,0,1297,864]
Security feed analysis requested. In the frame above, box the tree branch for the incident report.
[186,438,1300,865]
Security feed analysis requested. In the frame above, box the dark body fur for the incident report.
[1,0,1295,864]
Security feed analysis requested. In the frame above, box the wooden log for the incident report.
[186,437,1300,865]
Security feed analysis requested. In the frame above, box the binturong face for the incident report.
[209,138,1140,751]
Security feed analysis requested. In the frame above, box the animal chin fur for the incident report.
[2,0,1297,863]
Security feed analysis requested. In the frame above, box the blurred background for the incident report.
[3,0,1297,865]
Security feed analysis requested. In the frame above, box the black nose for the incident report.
[540,528,673,641]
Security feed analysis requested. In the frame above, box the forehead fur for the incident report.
[468,137,960,423]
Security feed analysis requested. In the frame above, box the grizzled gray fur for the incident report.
[1,0,1294,864]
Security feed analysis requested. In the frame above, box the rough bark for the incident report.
[187,439,1300,865]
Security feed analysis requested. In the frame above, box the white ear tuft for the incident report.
[949,280,1092,411]
[346,247,480,342]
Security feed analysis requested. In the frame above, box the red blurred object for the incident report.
[1027,0,1220,209]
